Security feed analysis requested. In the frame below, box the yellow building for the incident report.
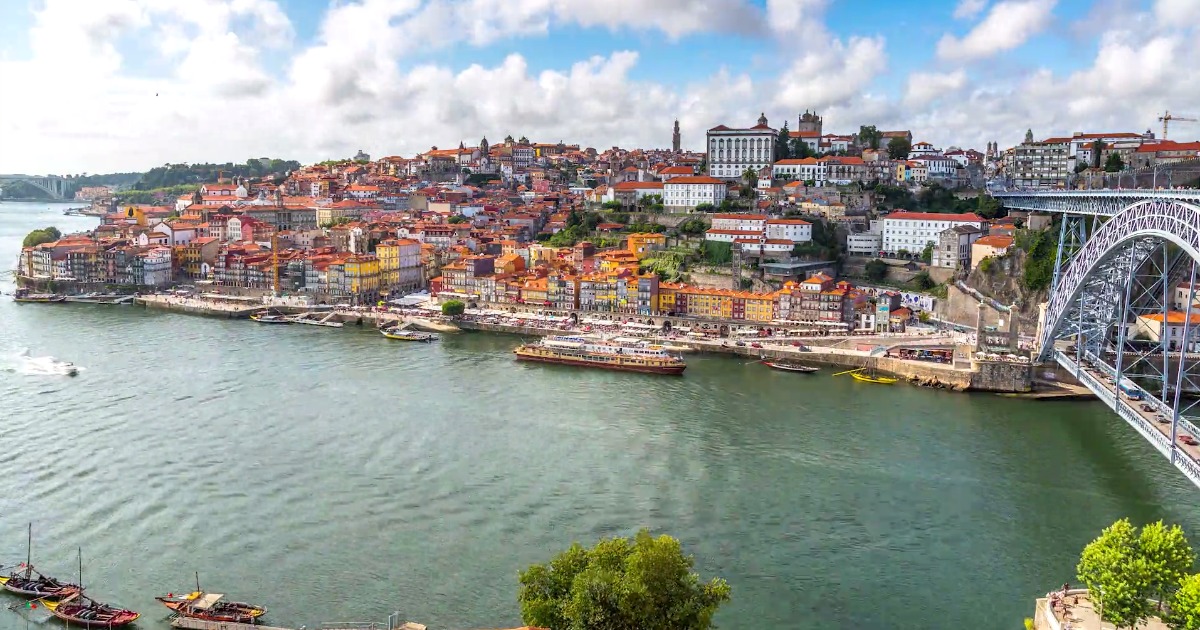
[658,283,680,313]
[627,232,667,259]
[344,254,381,301]
[522,277,549,305]
[375,241,401,289]
[743,293,777,322]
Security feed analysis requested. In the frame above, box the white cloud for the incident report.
[904,70,968,107]
[953,0,989,20]
[937,0,1057,61]
[7,0,1200,174]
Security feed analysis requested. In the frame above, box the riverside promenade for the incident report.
[119,293,1038,392]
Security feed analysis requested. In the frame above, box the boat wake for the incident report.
[9,348,82,377]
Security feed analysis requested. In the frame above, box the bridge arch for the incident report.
[0,175,68,200]
[1038,198,1200,359]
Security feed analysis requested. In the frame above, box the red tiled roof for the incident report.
[884,212,984,222]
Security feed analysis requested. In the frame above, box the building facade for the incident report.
[707,114,777,180]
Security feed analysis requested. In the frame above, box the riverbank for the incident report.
[127,294,1034,392]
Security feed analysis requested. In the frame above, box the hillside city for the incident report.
[14,110,1200,332]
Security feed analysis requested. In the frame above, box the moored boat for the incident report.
[848,369,898,384]
[761,360,819,373]
[380,327,436,342]
[514,338,686,375]
[0,566,80,599]
[12,290,65,303]
[250,311,291,324]
[42,592,139,628]
[1,525,80,599]
[156,591,268,624]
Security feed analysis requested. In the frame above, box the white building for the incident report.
[707,114,777,180]
[141,247,173,286]
[662,175,727,211]
[765,218,812,243]
[711,213,766,232]
[153,222,196,246]
[847,231,883,256]
[881,211,985,256]
[735,237,794,257]
[909,142,939,158]
[913,154,957,179]
[773,158,825,184]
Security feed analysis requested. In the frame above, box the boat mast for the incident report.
[25,523,31,572]
[195,571,201,593]
[78,547,82,590]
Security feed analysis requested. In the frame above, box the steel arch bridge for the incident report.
[0,174,69,200]
[995,190,1200,488]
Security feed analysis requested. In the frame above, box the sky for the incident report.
[1,0,1198,174]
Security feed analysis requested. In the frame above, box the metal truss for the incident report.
[995,190,1200,217]
[1039,199,1200,359]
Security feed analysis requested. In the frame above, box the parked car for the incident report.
[1181,434,1199,446]
[750,342,763,349]
[1141,403,1156,412]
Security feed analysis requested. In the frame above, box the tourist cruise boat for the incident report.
[514,337,686,375]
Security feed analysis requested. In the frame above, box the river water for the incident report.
[1,201,1199,629]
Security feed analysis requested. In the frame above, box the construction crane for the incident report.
[1159,111,1198,140]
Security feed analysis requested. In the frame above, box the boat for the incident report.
[514,337,686,375]
[0,525,81,599]
[761,360,819,373]
[12,289,65,303]
[849,369,899,384]
[250,311,291,324]
[380,327,436,342]
[156,577,268,624]
[42,593,140,628]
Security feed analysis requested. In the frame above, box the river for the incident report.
[1,201,1198,629]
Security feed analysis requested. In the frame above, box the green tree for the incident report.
[865,259,888,281]
[742,168,758,190]
[1139,520,1195,606]
[518,530,731,630]
[699,240,733,265]
[608,212,630,224]
[1092,139,1106,169]
[677,217,708,236]
[1171,574,1200,629]
[441,299,466,317]
[1077,518,1156,628]
[920,241,934,264]
[22,226,62,247]
[912,270,935,290]
[1105,153,1126,172]
[601,200,623,212]
[447,215,468,224]
[858,125,882,150]
[776,123,792,160]
[975,194,1004,220]
[694,202,715,213]
[789,138,814,160]
[887,136,911,160]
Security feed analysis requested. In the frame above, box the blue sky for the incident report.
[1,0,1197,173]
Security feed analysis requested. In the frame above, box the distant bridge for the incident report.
[0,174,70,200]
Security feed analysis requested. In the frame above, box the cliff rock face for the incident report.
[962,250,1048,329]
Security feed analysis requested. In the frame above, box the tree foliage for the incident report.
[858,125,882,150]
[1077,518,1195,629]
[911,270,936,291]
[694,202,715,213]
[887,136,911,160]
[677,217,708,236]
[1020,226,1059,292]
[23,226,62,247]
[1172,574,1200,629]
[1105,153,1126,173]
[601,200,623,212]
[518,530,731,630]
[699,240,733,265]
[447,215,468,224]
[920,242,934,264]
[776,123,791,161]
[133,159,300,190]
[441,299,466,317]
[865,259,888,281]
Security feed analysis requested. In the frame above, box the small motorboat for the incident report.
[0,565,80,599]
[380,327,436,342]
[761,360,819,373]
[42,592,140,628]
[250,311,291,324]
[156,591,268,624]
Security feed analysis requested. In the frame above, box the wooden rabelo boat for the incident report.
[0,565,81,599]
[42,592,140,628]
[849,369,898,384]
[156,591,268,624]
[761,360,819,373]
[1,524,81,599]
